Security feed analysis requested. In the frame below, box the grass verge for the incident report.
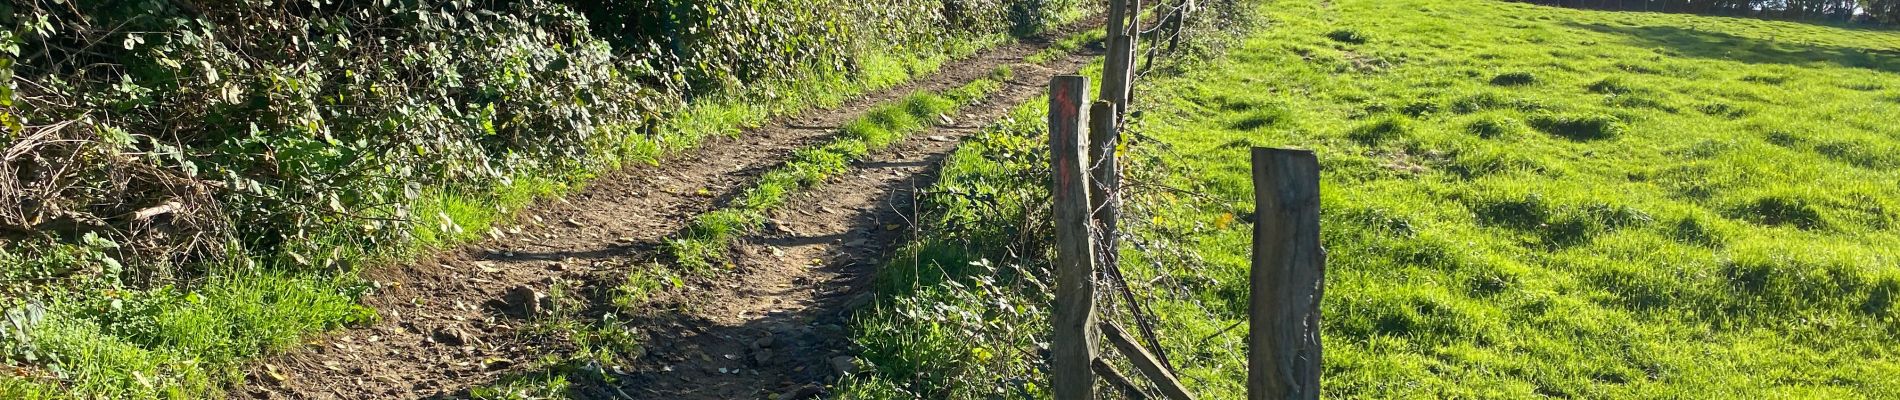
[834,99,1062,399]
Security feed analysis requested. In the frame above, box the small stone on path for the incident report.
[829,355,859,377]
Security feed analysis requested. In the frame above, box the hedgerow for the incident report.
[0,0,1086,290]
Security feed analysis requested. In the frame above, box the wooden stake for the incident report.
[1109,32,1132,114]
[1101,322,1196,400]
[1248,148,1325,400]
[1101,0,1140,115]
[1048,75,1098,400]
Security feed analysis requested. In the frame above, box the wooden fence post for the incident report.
[1049,75,1098,400]
[1248,148,1325,400]
[1100,0,1140,115]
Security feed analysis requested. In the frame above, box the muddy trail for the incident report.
[233,22,1103,400]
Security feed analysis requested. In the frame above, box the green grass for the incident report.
[841,0,1900,398]
[835,99,1062,399]
[1132,0,1900,397]
[0,270,372,398]
[1028,28,1108,65]
[665,68,1011,272]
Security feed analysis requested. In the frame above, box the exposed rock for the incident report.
[752,349,773,366]
[432,326,471,346]
[752,336,775,350]
[507,285,549,316]
[777,384,826,400]
[829,355,859,377]
[767,219,794,234]
[842,293,873,311]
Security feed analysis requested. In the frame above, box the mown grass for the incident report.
[0,30,1017,399]
[842,0,1900,398]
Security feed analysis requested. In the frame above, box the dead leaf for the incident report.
[262,364,290,384]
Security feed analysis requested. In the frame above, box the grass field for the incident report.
[845,0,1900,398]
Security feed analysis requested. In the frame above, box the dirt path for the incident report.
[609,51,1097,400]
[234,22,1101,400]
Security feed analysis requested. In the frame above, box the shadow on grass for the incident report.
[1566,22,1900,74]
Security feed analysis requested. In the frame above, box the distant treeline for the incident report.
[1512,0,1900,24]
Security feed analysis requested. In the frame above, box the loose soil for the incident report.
[234,22,1102,400]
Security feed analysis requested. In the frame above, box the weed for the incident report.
[1466,115,1525,138]
[1586,77,1638,94]
[1450,92,1508,113]
[1401,100,1441,117]
[1348,115,1411,144]
[1230,108,1289,130]
[1815,140,1899,169]
[1695,102,1752,118]
[1528,112,1625,140]
[1489,71,1538,86]
[1727,195,1828,230]
[1740,73,1792,85]
[1328,28,1369,44]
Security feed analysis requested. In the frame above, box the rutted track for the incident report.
[234,21,1102,400]
[610,42,1099,400]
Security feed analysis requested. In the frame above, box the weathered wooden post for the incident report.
[1101,0,1141,116]
[1248,148,1325,400]
[1049,75,1098,400]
